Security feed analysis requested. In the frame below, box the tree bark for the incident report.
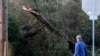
[0,0,8,56]
[0,0,3,55]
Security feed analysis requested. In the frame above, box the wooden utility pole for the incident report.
[0,0,8,56]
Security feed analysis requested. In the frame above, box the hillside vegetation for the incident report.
[8,0,100,56]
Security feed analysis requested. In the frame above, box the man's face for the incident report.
[76,37,78,41]
[76,36,80,42]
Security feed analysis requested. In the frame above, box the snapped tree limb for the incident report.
[22,5,66,38]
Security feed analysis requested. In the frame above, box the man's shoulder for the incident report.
[76,41,85,45]
[77,41,87,47]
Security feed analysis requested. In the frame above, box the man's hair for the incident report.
[76,35,82,40]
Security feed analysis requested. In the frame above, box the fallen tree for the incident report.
[22,5,66,39]
[22,5,77,44]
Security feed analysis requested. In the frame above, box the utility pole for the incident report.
[0,0,8,56]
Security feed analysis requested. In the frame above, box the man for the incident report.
[74,35,88,56]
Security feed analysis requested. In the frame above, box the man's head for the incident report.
[76,35,82,41]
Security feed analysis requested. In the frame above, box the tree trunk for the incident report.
[0,0,8,56]
[0,0,3,55]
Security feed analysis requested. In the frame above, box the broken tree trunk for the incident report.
[22,6,66,38]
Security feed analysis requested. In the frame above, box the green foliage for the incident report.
[8,0,100,56]
[8,14,21,44]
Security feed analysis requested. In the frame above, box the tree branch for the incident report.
[22,5,66,39]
